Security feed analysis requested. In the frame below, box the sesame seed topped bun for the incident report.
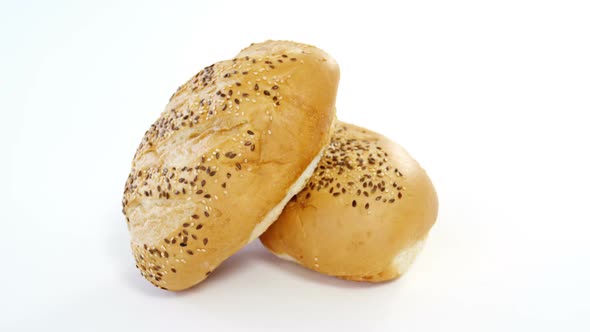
[122,40,339,291]
[260,121,438,282]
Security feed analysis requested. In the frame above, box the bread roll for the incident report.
[260,122,437,282]
[122,40,339,290]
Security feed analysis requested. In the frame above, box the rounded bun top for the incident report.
[123,40,339,290]
[260,121,438,281]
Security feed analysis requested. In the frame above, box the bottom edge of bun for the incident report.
[274,251,300,264]
[391,237,427,275]
[265,236,429,282]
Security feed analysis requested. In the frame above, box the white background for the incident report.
[1,0,589,330]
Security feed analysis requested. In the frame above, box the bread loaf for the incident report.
[122,40,339,290]
[260,121,437,282]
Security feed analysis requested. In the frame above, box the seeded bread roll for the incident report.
[260,122,437,282]
[122,40,339,291]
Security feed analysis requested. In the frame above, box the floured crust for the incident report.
[122,40,339,290]
[260,121,438,282]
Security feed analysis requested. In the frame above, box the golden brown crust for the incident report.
[260,121,438,282]
[122,40,339,290]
